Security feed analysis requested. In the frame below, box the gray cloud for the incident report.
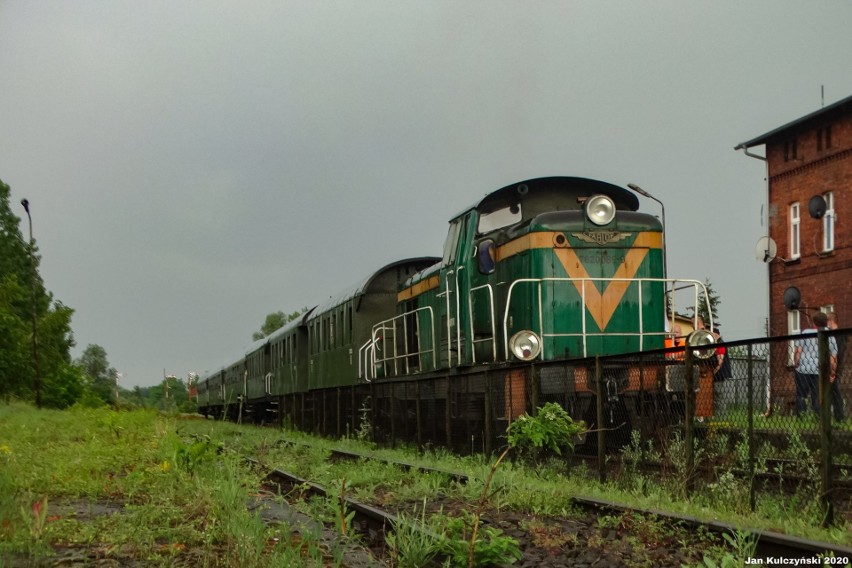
[2,1,851,386]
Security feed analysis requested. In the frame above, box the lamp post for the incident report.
[165,374,177,399]
[114,372,123,407]
[20,198,41,408]
[627,183,667,281]
[188,372,198,403]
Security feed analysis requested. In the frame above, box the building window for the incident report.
[818,126,833,151]
[823,191,835,252]
[784,138,798,162]
[789,202,801,259]
[787,309,801,365]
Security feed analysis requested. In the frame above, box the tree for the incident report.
[686,278,721,330]
[76,344,117,405]
[0,179,77,406]
[0,274,31,398]
[252,308,308,341]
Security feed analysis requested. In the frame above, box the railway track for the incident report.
[245,440,852,565]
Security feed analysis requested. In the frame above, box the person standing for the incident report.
[793,312,837,416]
[826,312,846,422]
[712,328,733,416]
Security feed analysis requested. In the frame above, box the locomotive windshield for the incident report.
[441,220,461,265]
[477,204,522,234]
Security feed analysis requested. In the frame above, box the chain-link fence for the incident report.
[279,329,852,525]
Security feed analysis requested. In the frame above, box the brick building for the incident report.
[736,94,852,337]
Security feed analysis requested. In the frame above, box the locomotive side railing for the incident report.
[358,306,436,381]
[502,277,711,360]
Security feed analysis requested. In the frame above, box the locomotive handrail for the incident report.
[468,284,496,363]
[455,265,465,366]
[502,277,711,360]
[442,270,454,366]
[358,306,436,381]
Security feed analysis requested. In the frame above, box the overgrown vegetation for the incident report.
[3,402,849,567]
[0,403,344,566]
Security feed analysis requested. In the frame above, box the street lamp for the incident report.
[20,198,41,408]
[627,183,667,281]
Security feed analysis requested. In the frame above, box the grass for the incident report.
[3,401,849,567]
[206,419,852,547]
[0,402,342,567]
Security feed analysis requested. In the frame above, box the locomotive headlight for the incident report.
[586,194,616,226]
[509,330,542,361]
[686,329,716,359]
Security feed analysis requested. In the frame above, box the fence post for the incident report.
[747,343,756,512]
[390,381,396,448]
[484,371,493,455]
[320,390,326,435]
[530,364,539,416]
[370,381,377,444]
[684,348,695,496]
[596,356,605,484]
[351,386,356,437]
[416,380,422,450]
[638,354,645,417]
[445,378,452,449]
[818,330,834,527]
[336,387,341,438]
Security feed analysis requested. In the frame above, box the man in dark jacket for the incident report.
[826,312,846,422]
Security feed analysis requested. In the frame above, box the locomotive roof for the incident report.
[310,256,440,316]
[452,176,639,220]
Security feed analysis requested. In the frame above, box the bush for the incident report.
[506,402,586,456]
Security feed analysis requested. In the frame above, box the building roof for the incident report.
[734,93,852,150]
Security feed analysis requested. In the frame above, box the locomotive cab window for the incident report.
[477,240,496,274]
[478,204,522,234]
[442,220,462,265]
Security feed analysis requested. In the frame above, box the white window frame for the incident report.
[789,202,801,260]
[787,309,801,365]
[822,191,835,253]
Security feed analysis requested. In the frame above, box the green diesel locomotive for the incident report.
[197,176,712,440]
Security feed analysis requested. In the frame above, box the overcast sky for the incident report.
[2,2,852,388]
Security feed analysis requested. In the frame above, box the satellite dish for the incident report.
[783,287,801,311]
[755,236,777,263]
[808,195,827,219]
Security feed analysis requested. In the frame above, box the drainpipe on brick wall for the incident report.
[737,144,772,412]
